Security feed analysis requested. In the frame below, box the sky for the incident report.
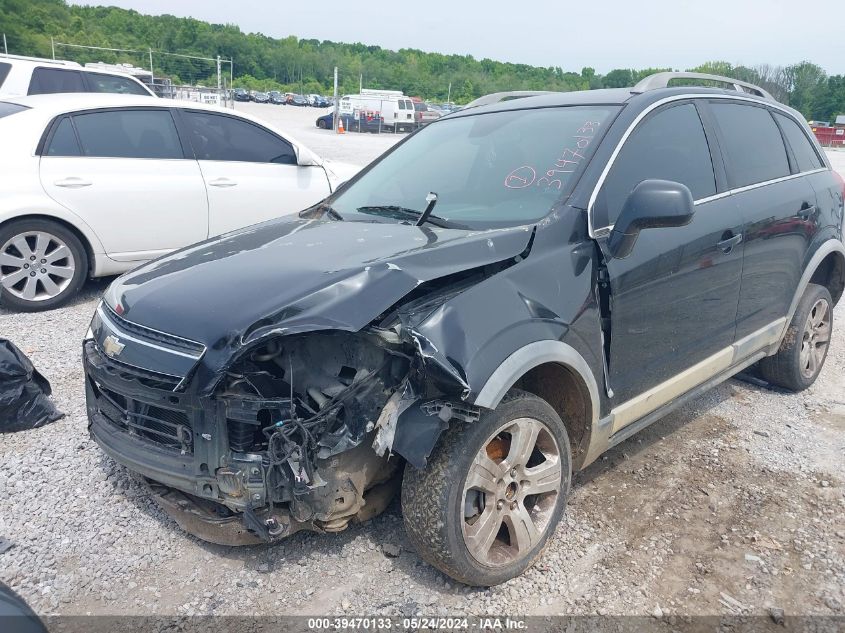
[72,0,845,75]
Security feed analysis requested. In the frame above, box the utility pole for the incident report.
[447,82,451,103]
[51,37,55,60]
[359,73,362,93]
[3,33,7,55]
[333,66,339,131]
[148,48,154,83]
[229,59,234,108]
[216,54,222,91]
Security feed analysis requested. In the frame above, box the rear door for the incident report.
[595,101,744,416]
[39,108,208,259]
[707,101,819,339]
[178,109,331,236]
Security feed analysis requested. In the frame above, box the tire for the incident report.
[402,390,572,586]
[0,218,88,312]
[759,283,833,391]
[317,119,327,129]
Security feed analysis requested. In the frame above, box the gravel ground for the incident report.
[0,120,843,619]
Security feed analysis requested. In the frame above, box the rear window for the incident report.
[84,72,150,96]
[28,67,86,95]
[414,102,426,112]
[710,103,790,188]
[0,62,10,88]
[774,113,824,173]
[0,101,28,119]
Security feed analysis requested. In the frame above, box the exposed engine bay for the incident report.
[189,330,413,541]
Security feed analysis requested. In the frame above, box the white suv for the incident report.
[0,55,154,97]
[0,93,360,311]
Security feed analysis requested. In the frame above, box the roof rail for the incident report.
[632,72,774,101]
[463,90,556,109]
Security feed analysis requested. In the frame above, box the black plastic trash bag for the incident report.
[0,338,64,432]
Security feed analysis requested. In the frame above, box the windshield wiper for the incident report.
[357,194,455,228]
[416,192,439,226]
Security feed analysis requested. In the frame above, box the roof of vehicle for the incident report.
[447,85,779,119]
[0,93,324,164]
[1,93,215,114]
[0,54,82,68]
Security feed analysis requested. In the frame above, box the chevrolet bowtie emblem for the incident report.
[102,334,125,358]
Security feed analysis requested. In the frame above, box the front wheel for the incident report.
[402,390,571,586]
[759,283,833,391]
[0,219,88,312]
[317,119,327,129]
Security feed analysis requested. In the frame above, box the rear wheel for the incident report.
[0,219,88,312]
[317,119,328,129]
[759,283,833,391]
[402,390,571,586]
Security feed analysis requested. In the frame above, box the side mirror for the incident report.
[607,179,695,259]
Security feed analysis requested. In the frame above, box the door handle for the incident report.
[798,204,816,221]
[208,178,237,188]
[54,177,92,188]
[716,232,743,253]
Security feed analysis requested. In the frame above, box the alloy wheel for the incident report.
[461,417,562,566]
[0,231,76,302]
[799,297,831,379]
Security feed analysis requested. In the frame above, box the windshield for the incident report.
[330,105,619,228]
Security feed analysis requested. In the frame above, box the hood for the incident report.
[108,216,533,386]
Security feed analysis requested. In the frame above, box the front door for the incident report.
[178,109,331,237]
[593,101,744,421]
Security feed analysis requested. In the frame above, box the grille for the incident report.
[87,341,181,391]
[103,305,205,356]
[96,385,193,453]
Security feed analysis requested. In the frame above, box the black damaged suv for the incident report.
[83,72,845,586]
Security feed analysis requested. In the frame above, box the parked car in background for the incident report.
[252,92,270,104]
[313,95,330,107]
[81,72,843,587]
[315,111,383,132]
[290,94,308,106]
[412,99,440,126]
[0,94,360,310]
[233,88,250,102]
[268,90,286,105]
[0,54,154,97]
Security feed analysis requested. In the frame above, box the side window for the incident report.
[83,72,150,96]
[595,103,716,228]
[72,109,183,159]
[28,68,86,95]
[0,62,11,89]
[45,118,81,156]
[710,103,790,188]
[774,113,824,173]
[181,110,297,164]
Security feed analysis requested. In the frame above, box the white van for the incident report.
[338,89,416,131]
[0,54,154,97]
